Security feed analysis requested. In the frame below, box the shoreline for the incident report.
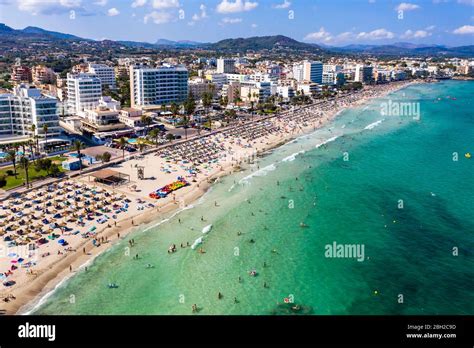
[2,80,420,315]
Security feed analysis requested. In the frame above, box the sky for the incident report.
[0,0,473,46]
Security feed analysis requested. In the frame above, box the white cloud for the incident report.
[335,31,356,41]
[144,10,173,24]
[425,25,436,31]
[304,27,333,42]
[191,4,208,21]
[457,0,474,6]
[251,23,258,28]
[220,17,243,24]
[357,28,395,40]
[453,24,474,34]
[152,0,179,9]
[395,2,420,11]
[94,0,107,6]
[216,0,258,14]
[107,7,119,16]
[131,0,147,8]
[401,29,431,39]
[17,0,82,15]
[273,0,291,9]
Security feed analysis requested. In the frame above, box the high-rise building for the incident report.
[292,63,305,82]
[217,58,235,74]
[130,65,188,108]
[0,84,60,139]
[32,65,56,85]
[88,63,117,90]
[11,65,32,85]
[303,61,323,84]
[67,73,102,115]
[354,65,374,83]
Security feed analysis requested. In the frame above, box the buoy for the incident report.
[374,290,378,295]
[465,153,471,159]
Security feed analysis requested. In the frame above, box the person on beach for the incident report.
[192,304,197,313]
[69,265,72,272]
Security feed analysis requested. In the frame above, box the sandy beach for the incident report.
[0,80,419,315]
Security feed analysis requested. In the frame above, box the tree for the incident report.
[42,124,48,153]
[170,102,179,117]
[141,114,152,135]
[137,139,147,152]
[50,164,61,177]
[34,158,53,175]
[202,91,213,131]
[184,96,196,117]
[30,124,39,158]
[19,156,30,188]
[166,133,175,143]
[118,137,128,159]
[0,175,6,188]
[148,129,160,148]
[71,140,85,171]
[102,151,111,163]
[6,150,17,178]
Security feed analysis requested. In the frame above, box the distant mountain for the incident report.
[1,23,473,57]
[0,23,16,34]
[21,26,84,40]
[0,23,88,42]
[327,43,474,57]
[155,39,204,47]
[208,35,323,53]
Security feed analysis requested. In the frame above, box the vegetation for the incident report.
[118,137,128,159]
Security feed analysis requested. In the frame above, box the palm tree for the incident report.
[137,138,147,153]
[27,139,35,162]
[145,116,153,135]
[182,115,189,140]
[42,124,48,154]
[6,150,17,178]
[30,124,37,158]
[19,156,30,188]
[71,140,85,171]
[202,92,212,131]
[148,129,159,148]
[118,137,128,159]
[170,102,179,123]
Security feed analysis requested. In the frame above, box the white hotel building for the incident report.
[67,73,102,115]
[88,63,116,90]
[0,84,61,141]
[130,65,188,108]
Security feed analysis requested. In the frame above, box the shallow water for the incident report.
[33,81,474,315]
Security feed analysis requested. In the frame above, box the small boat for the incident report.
[249,270,257,277]
[107,283,118,289]
[145,264,154,269]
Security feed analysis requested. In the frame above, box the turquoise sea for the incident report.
[32,81,474,315]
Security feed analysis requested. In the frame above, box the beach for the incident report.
[0,80,421,314]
